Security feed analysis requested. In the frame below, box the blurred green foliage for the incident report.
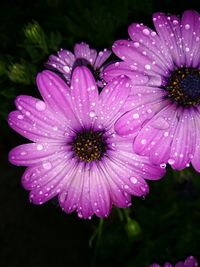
[0,0,200,267]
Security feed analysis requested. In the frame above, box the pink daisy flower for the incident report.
[8,66,165,219]
[103,10,200,172]
[149,255,198,267]
[46,42,111,87]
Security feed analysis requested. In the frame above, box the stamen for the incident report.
[71,129,107,162]
[165,67,200,107]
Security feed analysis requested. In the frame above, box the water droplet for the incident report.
[133,113,139,119]
[145,64,151,70]
[43,162,52,170]
[160,163,166,168]
[124,184,129,190]
[141,139,147,145]
[173,19,178,25]
[20,151,27,156]
[36,101,46,111]
[89,110,96,118]
[78,212,83,218]
[130,177,138,184]
[17,114,24,120]
[37,144,44,151]
[142,28,150,35]
[168,158,175,165]
[133,42,140,48]
[164,131,169,137]
[185,24,190,30]
[53,126,58,131]
[146,109,152,114]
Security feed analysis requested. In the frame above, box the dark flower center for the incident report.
[166,67,200,107]
[72,129,107,162]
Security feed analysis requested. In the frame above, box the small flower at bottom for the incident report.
[149,255,198,267]
[8,66,165,219]
[103,10,200,173]
[46,42,111,87]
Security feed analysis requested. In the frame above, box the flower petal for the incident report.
[183,256,198,267]
[115,93,167,136]
[28,157,73,204]
[128,22,173,68]
[74,42,97,65]
[133,104,178,159]
[103,61,149,85]
[153,12,184,67]
[181,10,200,67]
[94,49,112,69]
[9,143,66,166]
[22,153,67,190]
[59,162,86,215]
[109,136,165,180]
[36,70,78,125]
[70,66,99,127]
[170,109,196,170]
[99,76,131,127]
[103,155,149,197]
[112,39,169,76]
[191,111,200,172]
[8,110,66,142]
[89,164,111,217]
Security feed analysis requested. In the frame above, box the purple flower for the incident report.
[46,42,111,87]
[8,66,165,219]
[149,255,198,267]
[103,10,200,172]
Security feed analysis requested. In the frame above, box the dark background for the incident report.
[0,0,200,266]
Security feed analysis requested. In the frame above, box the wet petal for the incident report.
[99,76,131,127]
[103,61,149,85]
[153,12,185,67]
[170,109,196,170]
[94,49,112,69]
[70,66,99,127]
[74,42,97,65]
[9,143,66,166]
[112,39,169,76]
[36,70,78,124]
[89,164,111,217]
[181,10,200,67]
[128,22,173,68]
[8,110,66,142]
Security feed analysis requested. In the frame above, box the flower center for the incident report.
[72,129,107,162]
[166,67,200,106]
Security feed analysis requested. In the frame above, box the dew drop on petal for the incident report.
[133,113,139,119]
[141,139,147,145]
[43,162,52,170]
[36,101,46,111]
[145,64,151,70]
[89,110,96,118]
[17,114,24,120]
[37,144,44,151]
[168,158,175,165]
[63,66,70,73]
[130,177,138,184]
[142,28,150,35]
[184,24,190,30]
[160,163,166,168]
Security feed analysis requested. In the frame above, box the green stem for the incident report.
[91,218,104,267]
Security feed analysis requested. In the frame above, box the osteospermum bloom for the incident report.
[8,66,165,219]
[103,10,200,172]
[46,42,111,87]
[149,255,198,267]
